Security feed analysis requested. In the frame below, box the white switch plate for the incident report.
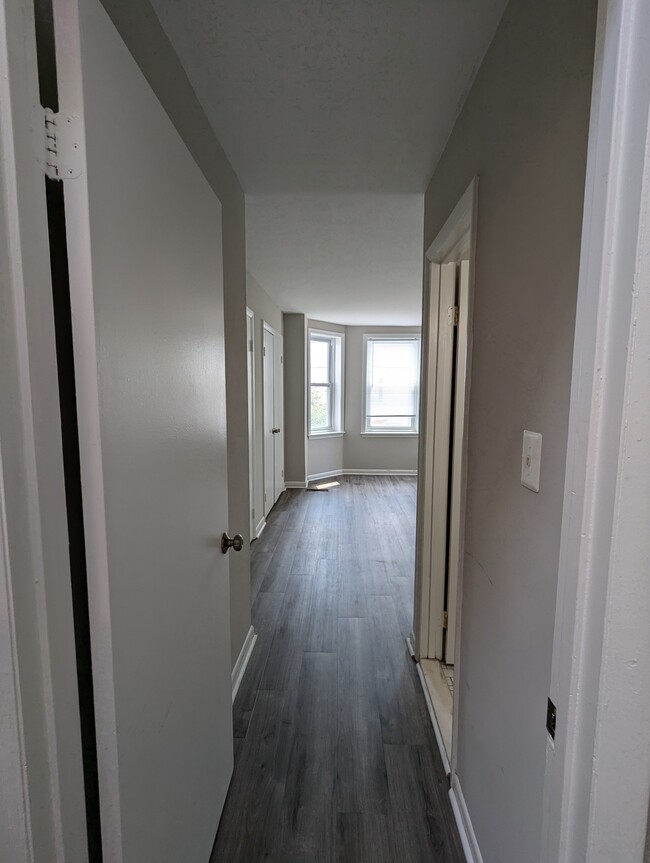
[521,430,542,492]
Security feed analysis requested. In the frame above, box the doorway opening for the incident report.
[262,321,285,517]
[413,178,478,770]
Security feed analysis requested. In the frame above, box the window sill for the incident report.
[360,432,419,439]
[309,431,345,439]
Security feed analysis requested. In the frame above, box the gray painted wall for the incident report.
[99,0,251,669]
[283,314,308,485]
[247,273,283,529]
[423,0,597,861]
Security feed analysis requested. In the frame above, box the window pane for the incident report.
[366,339,419,431]
[310,338,330,384]
[310,385,330,430]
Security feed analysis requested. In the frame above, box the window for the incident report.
[309,331,344,435]
[364,335,420,434]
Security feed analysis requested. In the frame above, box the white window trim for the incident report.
[308,328,345,436]
[362,333,421,436]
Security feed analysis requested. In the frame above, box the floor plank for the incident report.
[211,476,463,863]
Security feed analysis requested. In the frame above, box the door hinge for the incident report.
[251,507,255,519]
[263,346,266,356]
[447,306,459,326]
[281,355,283,363]
[42,108,83,180]
[443,611,449,629]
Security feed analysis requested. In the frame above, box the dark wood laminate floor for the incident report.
[211,476,463,863]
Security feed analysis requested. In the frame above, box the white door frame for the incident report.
[246,308,256,539]
[262,320,284,514]
[414,176,478,786]
[541,1,650,860]
[0,0,87,859]
[414,178,478,676]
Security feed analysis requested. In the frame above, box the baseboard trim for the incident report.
[305,468,418,483]
[449,776,483,863]
[343,468,417,476]
[284,481,308,489]
[232,626,257,703]
[306,470,343,483]
[254,517,266,540]
[415,658,451,776]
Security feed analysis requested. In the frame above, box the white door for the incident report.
[428,262,458,659]
[247,309,256,539]
[445,260,470,665]
[262,323,284,516]
[52,1,233,860]
[273,333,285,497]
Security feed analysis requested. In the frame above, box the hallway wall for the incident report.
[246,273,283,533]
[97,0,251,670]
[423,0,597,860]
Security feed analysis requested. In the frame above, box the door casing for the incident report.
[262,320,284,515]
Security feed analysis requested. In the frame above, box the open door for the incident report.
[49,0,234,859]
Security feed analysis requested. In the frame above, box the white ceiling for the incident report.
[150,0,508,323]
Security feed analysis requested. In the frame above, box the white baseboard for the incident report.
[232,626,257,703]
[449,776,483,863]
[306,470,344,483]
[415,658,451,776]
[304,468,417,483]
[253,517,266,539]
[284,481,307,489]
[342,468,417,476]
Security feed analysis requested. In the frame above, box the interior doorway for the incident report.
[247,308,256,539]
[262,321,285,516]
[414,178,477,768]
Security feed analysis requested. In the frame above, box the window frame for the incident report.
[308,329,345,437]
[362,333,421,436]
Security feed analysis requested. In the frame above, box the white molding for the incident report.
[450,776,484,863]
[308,432,345,439]
[360,433,419,439]
[284,481,307,489]
[342,468,417,476]
[306,470,343,483]
[304,469,417,483]
[415,660,451,776]
[231,626,257,703]
[542,2,650,861]
[253,516,266,539]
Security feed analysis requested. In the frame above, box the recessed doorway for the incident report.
[414,178,478,770]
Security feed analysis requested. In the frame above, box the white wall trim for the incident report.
[542,1,650,861]
[449,776,484,863]
[253,516,266,539]
[415,660,451,776]
[231,626,257,703]
[284,481,308,489]
[305,470,343,483]
[343,468,417,477]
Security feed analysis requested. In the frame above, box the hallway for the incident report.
[211,476,463,862]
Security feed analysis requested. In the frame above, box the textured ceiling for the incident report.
[150,0,508,322]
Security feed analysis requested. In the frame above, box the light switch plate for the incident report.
[521,430,542,492]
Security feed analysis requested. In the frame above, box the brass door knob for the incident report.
[221,532,244,554]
